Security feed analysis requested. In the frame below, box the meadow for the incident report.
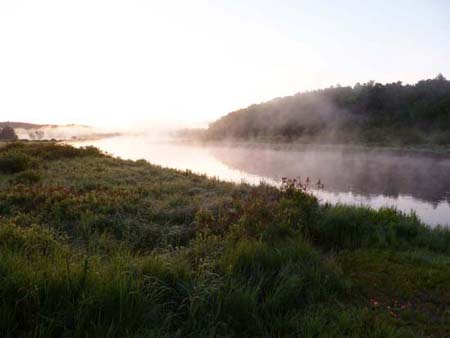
[0,141,449,337]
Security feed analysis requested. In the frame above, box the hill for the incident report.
[0,141,450,336]
[205,75,450,147]
[0,121,51,129]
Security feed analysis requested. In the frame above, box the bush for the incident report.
[13,169,42,184]
[0,150,37,174]
[28,144,104,160]
[2,142,104,160]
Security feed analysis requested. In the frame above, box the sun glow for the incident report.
[1,0,449,128]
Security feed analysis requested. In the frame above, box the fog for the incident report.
[205,88,369,144]
[14,125,119,141]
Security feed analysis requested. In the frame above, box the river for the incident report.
[73,136,450,227]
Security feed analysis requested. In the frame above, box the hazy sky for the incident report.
[1,0,449,129]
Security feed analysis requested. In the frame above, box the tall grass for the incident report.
[304,204,450,253]
[0,143,448,337]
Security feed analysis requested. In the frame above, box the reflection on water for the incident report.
[209,147,450,204]
[73,136,450,227]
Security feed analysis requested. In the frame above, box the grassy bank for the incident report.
[1,141,449,337]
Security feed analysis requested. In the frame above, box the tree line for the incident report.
[205,74,450,146]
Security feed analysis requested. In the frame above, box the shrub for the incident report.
[0,150,37,174]
[13,169,42,184]
[30,144,104,160]
[2,142,104,160]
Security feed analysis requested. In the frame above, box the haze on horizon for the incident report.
[1,0,449,129]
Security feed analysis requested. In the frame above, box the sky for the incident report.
[0,0,449,129]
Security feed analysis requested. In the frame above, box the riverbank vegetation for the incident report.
[1,142,449,337]
[203,75,450,149]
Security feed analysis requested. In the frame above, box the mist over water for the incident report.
[15,125,119,140]
[73,135,450,227]
[209,146,450,204]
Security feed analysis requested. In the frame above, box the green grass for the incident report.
[0,141,449,337]
[338,250,450,337]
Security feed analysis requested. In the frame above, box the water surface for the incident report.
[74,136,450,227]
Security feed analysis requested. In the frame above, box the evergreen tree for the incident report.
[0,126,18,140]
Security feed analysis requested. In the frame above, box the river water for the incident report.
[73,136,450,227]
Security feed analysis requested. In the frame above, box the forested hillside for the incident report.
[0,122,47,129]
[206,75,450,146]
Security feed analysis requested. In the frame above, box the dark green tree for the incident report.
[205,75,450,145]
[0,126,19,140]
